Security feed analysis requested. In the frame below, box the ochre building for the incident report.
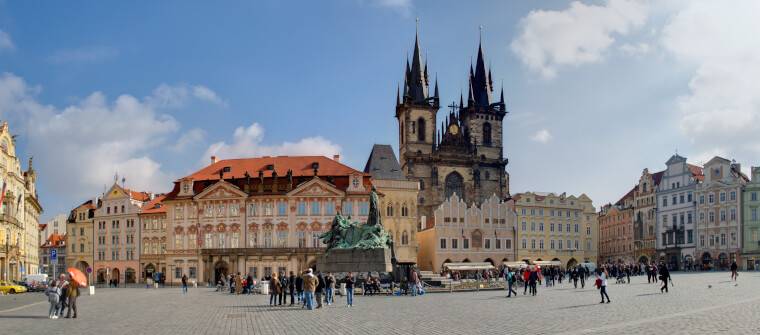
[513,192,598,268]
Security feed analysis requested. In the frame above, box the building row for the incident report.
[599,154,760,270]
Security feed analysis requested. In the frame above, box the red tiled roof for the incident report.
[38,223,47,231]
[615,187,636,206]
[41,233,66,248]
[185,156,365,181]
[141,194,167,214]
[128,190,151,202]
[687,164,704,181]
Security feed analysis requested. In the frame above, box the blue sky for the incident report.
[1,0,759,222]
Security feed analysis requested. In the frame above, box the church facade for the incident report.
[395,31,509,220]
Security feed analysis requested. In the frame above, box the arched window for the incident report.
[401,204,409,217]
[417,117,426,142]
[401,231,409,245]
[386,204,394,217]
[444,172,464,201]
[483,122,492,146]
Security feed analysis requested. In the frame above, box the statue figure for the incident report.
[320,189,391,251]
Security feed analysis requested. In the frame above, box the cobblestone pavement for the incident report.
[1,272,759,335]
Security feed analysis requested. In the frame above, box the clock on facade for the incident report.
[449,124,459,135]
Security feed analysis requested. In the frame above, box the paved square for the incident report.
[1,272,759,334]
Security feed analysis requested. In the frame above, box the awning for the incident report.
[443,262,494,271]
[503,262,529,268]
[533,261,562,266]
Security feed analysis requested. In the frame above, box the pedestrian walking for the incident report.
[269,273,281,305]
[302,269,318,310]
[325,272,335,305]
[279,273,287,305]
[45,281,61,319]
[345,272,355,307]
[235,273,243,295]
[410,268,420,296]
[65,282,79,319]
[730,260,738,281]
[57,274,69,318]
[528,267,538,296]
[295,274,304,305]
[315,272,325,308]
[522,269,530,295]
[505,268,517,298]
[288,271,296,305]
[659,264,670,293]
[596,268,611,304]
[181,274,188,294]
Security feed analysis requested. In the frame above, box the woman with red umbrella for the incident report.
[66,268,87,319]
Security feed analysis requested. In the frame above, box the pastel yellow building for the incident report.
[364,145,419,268]
[513,192,598,268]
[67,199,96,277]
[0,121,43,281]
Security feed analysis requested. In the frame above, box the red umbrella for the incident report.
[67,267,88,287]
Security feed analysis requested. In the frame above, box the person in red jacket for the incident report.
[523,268,530,295]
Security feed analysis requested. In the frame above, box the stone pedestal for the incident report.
[317,248,393,273]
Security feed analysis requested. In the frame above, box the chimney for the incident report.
[211,156,218,164]
[333,155,340,162]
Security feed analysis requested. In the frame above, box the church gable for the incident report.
[194,180,247,200]
[288,177,344,198]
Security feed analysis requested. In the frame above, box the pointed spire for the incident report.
[405,21,429,105]
[433,77,439,99]
[459,91,464,108]
[500,85,505,104]
[396,84,401,105]
[488,68,493,92]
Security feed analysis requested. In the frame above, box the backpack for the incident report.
[47,287,60,303]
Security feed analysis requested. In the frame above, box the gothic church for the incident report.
[396,30,509,220]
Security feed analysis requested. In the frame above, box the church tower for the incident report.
[396,28,440,178]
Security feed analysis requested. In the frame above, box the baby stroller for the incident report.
[615,272,626,284]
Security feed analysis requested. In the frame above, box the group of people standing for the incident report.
[266,269,356,310]
[44,273,80,319]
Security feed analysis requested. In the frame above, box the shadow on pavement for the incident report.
[0,315,49,319]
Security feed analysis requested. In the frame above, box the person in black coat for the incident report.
[315,272,326,308]
[295,275,304,304]
[288,271,296,305]
[278,273,288,305]
[659,263,670,293]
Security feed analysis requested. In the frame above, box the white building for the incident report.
[41,213,67,240]
[655,154,703,270]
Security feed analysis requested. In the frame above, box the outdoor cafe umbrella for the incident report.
[67,267,88,288]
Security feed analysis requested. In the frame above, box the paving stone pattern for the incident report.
[1,272,759,335]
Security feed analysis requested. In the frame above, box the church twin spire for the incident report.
[397,24,505,111]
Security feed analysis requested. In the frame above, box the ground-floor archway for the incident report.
[125,268,137,284]
[214,260,229,285]
[638,255,649,264]
[567,258,578,268]
[111,268,120,283]
[96,269,107,284]
[144,263,156,281]
[462,258,471,263]
[484,258,494,266]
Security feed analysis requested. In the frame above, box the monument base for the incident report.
[317,248,393,273]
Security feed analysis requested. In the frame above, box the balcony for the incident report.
[0,213,22,228]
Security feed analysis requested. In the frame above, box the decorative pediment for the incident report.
[262,222,274,230]
[288,177,344,198]
[194,180,247,200]
[276,222,288,231]
[203,224,214,233]
[104,183,128,200]
[309,221,322,231]
[215,223,227,232]
[297,222,308,231]
[230,223,240,232]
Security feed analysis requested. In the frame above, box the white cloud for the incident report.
[147,83,226,108]
[0,73,224,201]
[0,30,14,51]
[366,0,412,15]
[511,0,648,78]
[661,0,760,159]
[619,42,651,56]
[203,122,341,162]
[47,46,119,64]
[170,128,206,152]
[530,129,553,143]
